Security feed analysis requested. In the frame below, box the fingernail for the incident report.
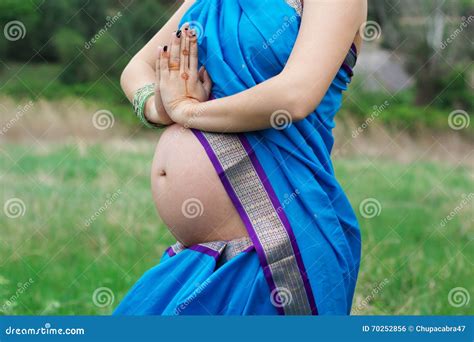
[176,30,182,38]
[163,45,168,52]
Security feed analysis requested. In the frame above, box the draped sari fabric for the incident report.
[114,0,361,316]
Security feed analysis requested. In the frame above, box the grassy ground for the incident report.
[0,142,472,315]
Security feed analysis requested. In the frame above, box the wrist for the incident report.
[144,97,158,121]
[145,96,173,126]
[174,99,200,126]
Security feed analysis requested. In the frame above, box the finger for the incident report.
[160,45,169,79]
[169,30,181,73]
[198,66,205,81]
[155,46,162,90]
[201,68,213,95]
[189,32,199,76]
[180,26,190,74]
[182,22,190,36]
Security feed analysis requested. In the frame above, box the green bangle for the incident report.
[132,83,165,129]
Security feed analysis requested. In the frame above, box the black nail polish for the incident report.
[176,30,182,38]
[184,27,189,31]
[163,45,168,52]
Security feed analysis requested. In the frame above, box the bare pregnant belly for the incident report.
[151,124,247,246]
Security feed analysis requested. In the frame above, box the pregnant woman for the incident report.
[115,0,366,315]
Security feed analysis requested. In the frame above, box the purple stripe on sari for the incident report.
[242,245,255,253]
[350,42,358,55]
[192,129,285,315]
[166,247,176,257]
[188,245,221,260]
[341,44,358,77]
[238,135,318,315]
[341,63,354,78]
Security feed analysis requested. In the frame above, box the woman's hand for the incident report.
[144,93,173,126]
[140,56,175,127]
[157,25,212,123]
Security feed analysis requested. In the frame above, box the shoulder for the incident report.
[301,0,367,28]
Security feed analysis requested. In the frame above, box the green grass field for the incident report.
[0,142,472,315]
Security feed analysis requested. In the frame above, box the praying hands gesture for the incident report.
[122,0,365,132]
[156,24,213,124]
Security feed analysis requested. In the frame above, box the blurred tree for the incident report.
[0,0,39,61]
[83,31,127,81]
[53,28,87,84]
[435,66,473,108]
[0,0,108,62]
[368,0,473,108]
[28,0,71,61]
[0,33,6,71]
[111,0,171,57]
[1,0,178,81]
[69,0,109,38]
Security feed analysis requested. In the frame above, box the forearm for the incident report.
[121,60,171,124]
[181,72,309,133]
[120,0,195,124]
[121,59,155,103]
[172,0,364,133]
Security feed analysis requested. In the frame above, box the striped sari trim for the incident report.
[166,238,253,264]
[193,130,317,315]
[285,0,303,16]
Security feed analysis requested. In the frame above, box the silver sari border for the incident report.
[192,129,317,315]
[167,238,253,263]
[285,0,303,16]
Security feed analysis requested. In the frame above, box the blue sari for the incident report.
[114,0,361,315]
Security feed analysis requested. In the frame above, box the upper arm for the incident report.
[131,0,196,69]
[281,0,367,116]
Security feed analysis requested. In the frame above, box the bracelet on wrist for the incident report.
[132,83,166,129]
